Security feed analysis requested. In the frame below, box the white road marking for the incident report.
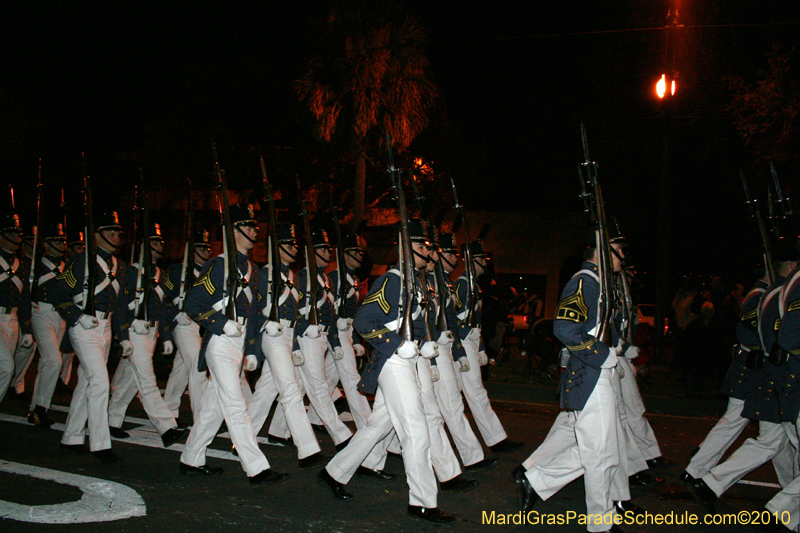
[0,460,146,523]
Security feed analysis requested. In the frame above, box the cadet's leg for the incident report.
[686,397,750,479]
[0,313,20,404]
[417,356,461,483]
[29,306,65,410]
[457,334,507,446]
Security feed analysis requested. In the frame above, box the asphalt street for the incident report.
[0,361,784,533]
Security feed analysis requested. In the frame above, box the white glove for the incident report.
[336,317,352,331]
[624,345,640,360]
[477,350,489,366]
[457,357,470,373]
[176,312,192,326]
[467,328,481,341]
[292,349,305,366]
[78,314,99,330]
[437,331,454,346]
[132,319,150,335]
[244,354,258,372]
[223,320,243,337]
[353,344,366,357]
[396,340,419,359]
[19,334,34,349]
[430,364,440,382]
[303,325,321,339]
[265,321,283,337]
[420,341,438,360]
[333,346,345,360]
[163,340,174,355]
[120,340,134,357]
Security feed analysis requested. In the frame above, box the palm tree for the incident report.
[294,1,439,229]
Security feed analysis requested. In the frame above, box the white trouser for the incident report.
[326,354,438,508]
[617,358,661,461]
[60,351,76,384]
[0,311,20,405]
[12,335,37,394]
[457,333,507,446]
[418,356,462,483]
[108,327,177,435]
[614,368,648,478]
[765,416,800,531]
[181,334,270,477]
[704,420,798,497]
[165,321,208,417]
[288,334,352,445]
[307,326,372,429]
[687,397,750,479]
[251,327,320,459]
[30,304,66,410]
[433,343,485,467]
[525,368,620,533]
[61,319,113,451]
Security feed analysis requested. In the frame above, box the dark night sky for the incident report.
[3,1,800,287]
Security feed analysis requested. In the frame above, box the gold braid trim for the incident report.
[194,309,216,321]
[163,276,174,291]
[566,338,597,351]
[556,278,589,323]
[362,277,391,314]
[362,327,391,339]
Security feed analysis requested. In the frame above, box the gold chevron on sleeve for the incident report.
[556,279,589,323]
[57,264,77,289]
[741,309,757,321]
[787,299,800,313]
[163,276,174,291]
[454,281,464,309]
[774,318,781,331]
[192,263,215,295]
[362,277,391,314]
[362,327,390,339]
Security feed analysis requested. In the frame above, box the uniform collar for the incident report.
[582,261,599,272]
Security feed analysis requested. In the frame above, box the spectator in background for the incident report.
[674,301,727,398]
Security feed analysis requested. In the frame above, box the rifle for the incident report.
[60,188,68,250]
[771,161,793,218]
[327,184,349,320]
[29,159,43,303]
[260,156,281,323]
[387,133,414,341]
[212,143,238,321]
[741,170,777,284]
[82,154,97,317]
[577,122,613,346]
[177,179,195,312]
[134,182,154,325]
[296,174,319,326]
[128,184,140,264]
[450,177,479,328]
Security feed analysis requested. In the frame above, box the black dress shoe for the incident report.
[94,449,122,463]
[317,469,353,500]
[407,506,456,524]
[679,470,695,484]
[179,462,224,476]
[335,437,351,452]
[614,500,646,518]
[629,471,664,488]
[60,443,89,454]
[161,427,189,448]
[511,465,539,512]
[465,457,500,472]
[439,475,479,493]
[311,424,326,434]
[689,478,717,513]
[646,456,674,469]
[28,406,53,428]
[109,426,130,439]
[355,466,396,480]
[249,469,290,486]
[266,435,294,447]
[299,452,329,469]
[490,439,524,454]
[175,419,190,431]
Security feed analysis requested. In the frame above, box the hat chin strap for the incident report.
[98,231,119,251]
[413,249,430,264]
[279,244,297,261]
[235,225,257,244]
[440,254,456,271]
[314,249,330,265]
[345,250,362,265]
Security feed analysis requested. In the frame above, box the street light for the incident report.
[656,74,677,99]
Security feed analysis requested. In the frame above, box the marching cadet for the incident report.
[315,232,371,428]
[58,231,84,387]
[453,240,523,453]
[319,219,455,525]
[0,212,34,405]
[513,229,626,533]
[286,228,352,449]
[162,229,213,420]
[248,223,327,468]
[180,204,289,486]
[433,234,499,472]
[9,226,38,398]
[689,238,800,515]
[27,222,68,427]
[107,222,187,448]
[54,211,131,463]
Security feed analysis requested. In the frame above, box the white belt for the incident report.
[34,302,56,312]
[236,316,247,326]
[96,311,113,320]
[280,318,296,328]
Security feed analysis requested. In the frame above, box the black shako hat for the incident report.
[96,211,122,232]
[341,233,363,251]
[774,236,800,263]
[229,204,258,227]
[1,213,22,234]
[464,240,488,258]
[311,228,331,249]
[43,222,67,243]
[148,222,164,243]
[438,233,457,254]
[582,223,625,249]
[68,230,84,247]
[194,229,211,247]
[276,223,298,246]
